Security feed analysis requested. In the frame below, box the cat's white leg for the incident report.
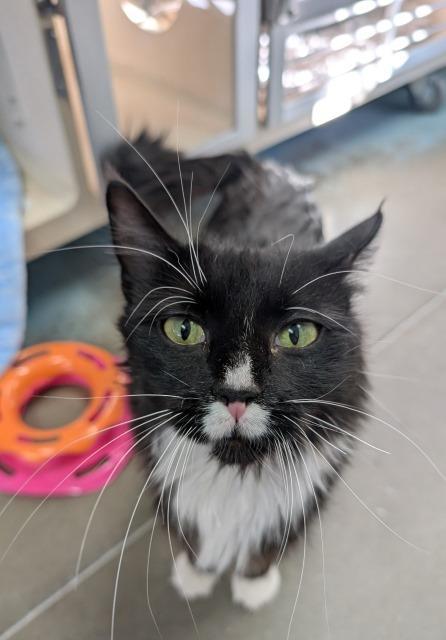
[231,564,281,611]
[171,552,218,599]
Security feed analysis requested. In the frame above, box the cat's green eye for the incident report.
[276,322,319,349]
[163,317,205,346]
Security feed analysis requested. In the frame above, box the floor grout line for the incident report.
[0,518,154,640]
[372,287,446,356]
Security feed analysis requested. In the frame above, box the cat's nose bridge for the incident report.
[212,351,261,404]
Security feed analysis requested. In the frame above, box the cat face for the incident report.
[107,181,382,467]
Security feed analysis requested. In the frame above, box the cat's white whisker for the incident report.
[111,419,182,640]
[175,434,198,561]
[275,443,293,566]
[295,436,331,640]
[297,425,425,553]
[292,268,446,298]
[285,306,355,335]
[126,286,193,327]
[176,106,206,286]
[305,413,390,455]
[50,244,199,291]
[287,397,446,483]
[272,233,295,286]
[0,411,173,564]
[282,439,307,640]
[127,294,196,341]
[148,300,198,336]
[301,420,349,457]
[166,427,201,637]
[74,411,174,580]
[161,370,192,388]
[97,110,203,292]
[195,163,230,264]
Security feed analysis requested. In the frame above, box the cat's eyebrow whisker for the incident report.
[304,413,391,455]
[195,163,231,266]
[111,421,183,640]
[74,412,178,580]
[176,105,206,287]
[97,110,203,293]
[0,411,174,565]
[126,294,196,340]
[125,286,193,327]
[0,409,172,523]
[286,397,446,483]
[297,426,426,553]
[148,299,198,336]
[185,170,200,288]
[272,233,295,286]
[292,269,446,298]
[285,306,355,335]
[189,169,206,286]
[50,244,199,291]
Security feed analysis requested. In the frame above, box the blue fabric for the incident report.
[0,140,25,373]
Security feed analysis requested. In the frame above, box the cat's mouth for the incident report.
[211,431,267,467]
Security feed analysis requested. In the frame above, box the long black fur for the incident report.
[105,131,382,572]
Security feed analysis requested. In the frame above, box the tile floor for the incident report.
[1,81,446,639]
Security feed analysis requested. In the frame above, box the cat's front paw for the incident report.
[231,565,281,611]
[170,552,218,600]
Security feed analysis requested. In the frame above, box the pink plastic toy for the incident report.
[0,341,134,497]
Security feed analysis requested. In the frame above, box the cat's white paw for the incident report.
[231,565,281,611]
[171,552,218,600]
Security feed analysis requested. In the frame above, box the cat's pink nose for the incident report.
[227,401,247,422]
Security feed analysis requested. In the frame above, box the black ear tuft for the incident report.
[322,207,383,269]
[106,180,176,252]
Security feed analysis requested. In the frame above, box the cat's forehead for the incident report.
[203,249,284,307]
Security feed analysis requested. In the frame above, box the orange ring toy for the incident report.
[0,341,129,464]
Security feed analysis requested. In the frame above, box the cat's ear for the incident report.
[321,208,383,269]
[106,179,177,253]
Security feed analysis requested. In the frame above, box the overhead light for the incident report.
[393,11,413,27]
[393,35,410,50]
[334,7,351,21]
[352,0,377,16]
[393,50,409,69]
[412,28,429,42]
[415,4,433,18]
[121,1,183,32]
[212,0,235,15]
[312,93,352,126]
[330,33,354,50]
[356,25,376,40]
[376,18,392,33]
[120,0,235,34]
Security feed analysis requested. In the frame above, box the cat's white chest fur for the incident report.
[152,428,339,574]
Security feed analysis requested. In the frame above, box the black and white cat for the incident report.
[105,134,382,610]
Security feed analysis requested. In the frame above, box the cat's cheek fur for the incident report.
[202,401,270,440]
